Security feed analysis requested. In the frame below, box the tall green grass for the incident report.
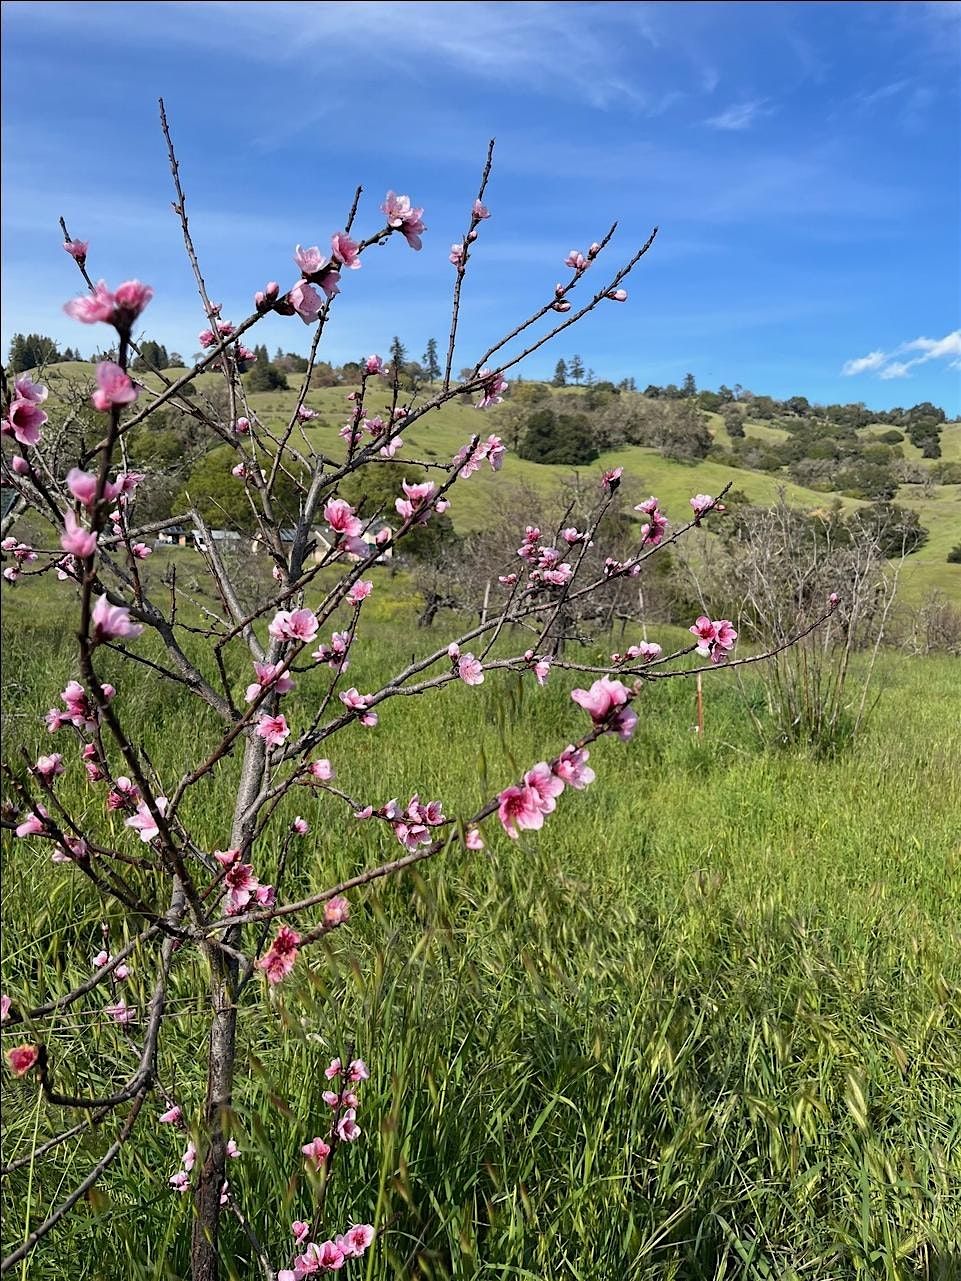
[2,600,959,1279]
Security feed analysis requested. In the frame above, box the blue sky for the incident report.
[2,0,959,414]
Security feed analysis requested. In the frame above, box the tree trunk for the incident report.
[191,734,266,1280]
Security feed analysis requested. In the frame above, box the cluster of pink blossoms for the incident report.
[339,687,378,727]
[214,847,276,915]
[451,433,506,477]
[339,407,406,458]
[610,641,662,666]
[381,191,426,250]
[280,1223,374,1278]
[394,479,449,524]
[280,1058,374,1276]
[45,679,115,733]
[634,495,669,547]
[360,794,446,850]
[64,279,153,331]
[2,374,48,447]
[516,527,574,588]
[689,616,738,664]
[1,536,38,583]
[497,746,596,838]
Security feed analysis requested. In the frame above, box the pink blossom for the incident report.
[6,1045,39,1076]
[475,368,508,409]
[394,478,438,523]
[104,998,136,1024]
[222,857,271,915]
[689,493,716,519]
[294,244,328,276]
[465,827,485,850]
[571,676,630,721]
[60,510,98,558]
[92,595,143,645]
[458,654,484,686]
[226,1139,240,1159]
[64,279,152,328]
[125,797,168,843]
[829,591,840,606]
[13,375,47,405]
[3,397,48,446]
[114,964,130,980]
[159,1105,182,1124]
[336,1108,361,1142]
[289,280,323,324]
[292,816,309,836]
[0,996,11,1024]
[245,660,295,703]
[331,232,361,269]
[91,361,138,413]
[364,354,385,375]
[66,467,121,510]
[231,462,248,479]
[258,925,301,984]
[233,417,250,435]
[601,467,623,491]
[292,1221,311,1245]
[257,714,290,747]
[497,784,545,839]
[308,759,334,782]
[64,280,117,324]
[311,1240,346,1270]
[640,511,669,547]
[16,807,49,838]
[325,1058,342,1079]
[347,579,373,605]
[449,243,465,268]
[606,288,628,302]
[339,1224,375,1258]
[268,608,319,644]
[107,776,141,811]
[339,689,377,726]
[11,455,30,476]
[169,1172,190,1193]
[552,746,595,790]
[347,1058,369,1082]
[301,1136,331,1169]
[33,753,64,784]
[473,199,490,220]
[63,238,88,261]
[533,658,551,685]
[182,1141,197,1171]
[324,498,362,539]
[296,404,318,421]
[524,762,565,814]
[381,191,426,250]
[324,896,350,926]
[628,641,662,663]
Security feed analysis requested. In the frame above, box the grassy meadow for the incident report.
[2,558,960,1278]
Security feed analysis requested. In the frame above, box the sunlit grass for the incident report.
[2,581,959,1279]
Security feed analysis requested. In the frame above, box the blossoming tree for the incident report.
[0,103,835,1279]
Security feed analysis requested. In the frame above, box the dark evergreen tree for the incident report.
[569,354,584,385]
[552,358,568,387]
[681,371,697,397]
[422,338,441,382]
[8,333,61,372]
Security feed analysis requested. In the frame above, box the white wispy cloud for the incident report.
[842,329,961,379]
[705,99,773,131]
